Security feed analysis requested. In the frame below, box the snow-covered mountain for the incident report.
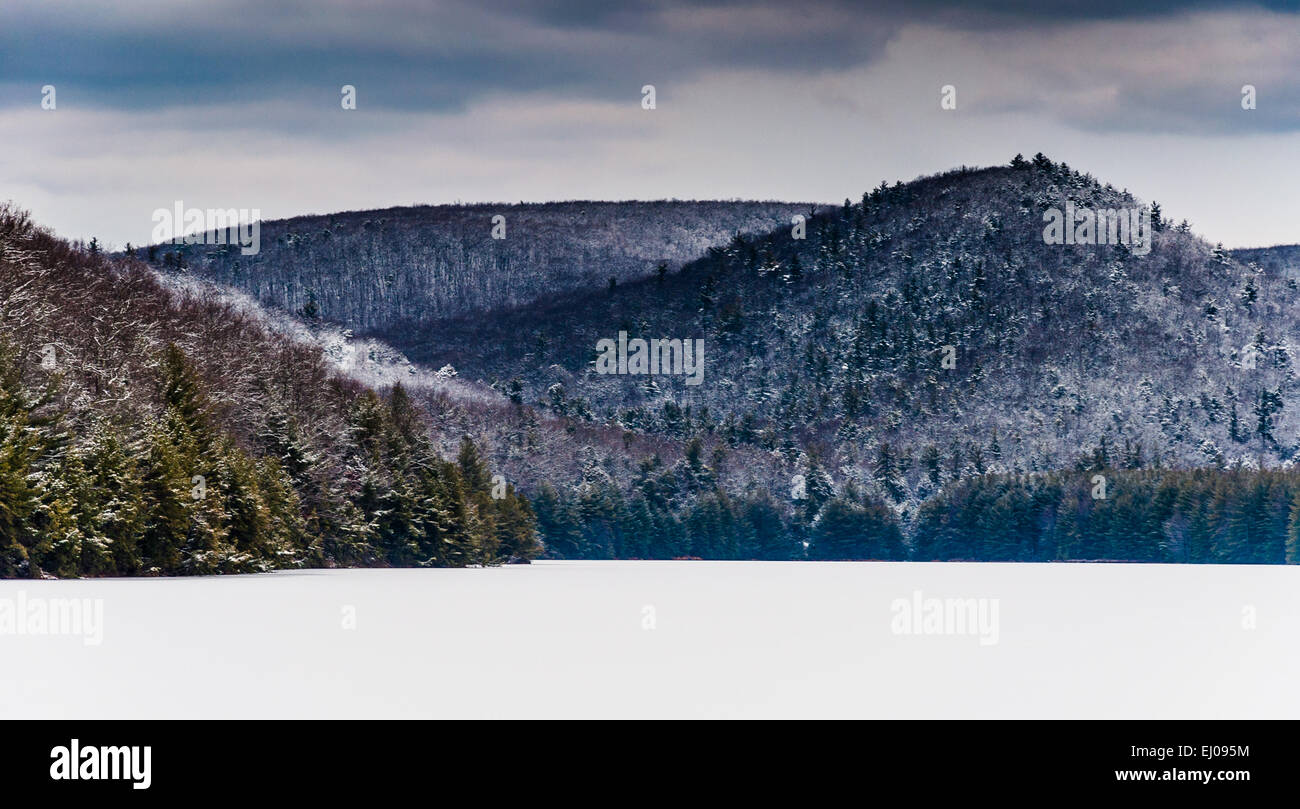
[145,199,813,331]
[42,155,1300,566]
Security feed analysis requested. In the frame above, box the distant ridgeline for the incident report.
[37,154,1300,568]
[0,204,540,578]
[531,464,1300,563]
[389,155,1300,564]
[140,200,812,331]
[1230,244,1300,278]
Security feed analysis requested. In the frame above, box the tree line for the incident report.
[534,463,1300,564]
[0,203,539,577]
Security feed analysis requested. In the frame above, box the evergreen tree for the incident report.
[808,497,904,560]
[873,442,903,502]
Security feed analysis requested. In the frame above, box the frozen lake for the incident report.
[2,560,1297,719]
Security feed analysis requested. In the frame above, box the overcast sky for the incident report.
[2,0,1298,248]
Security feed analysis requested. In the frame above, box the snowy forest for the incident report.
[147,200,809,332]
[360,155,1300,563]
[0,204,539,578]
[9,154,1300,575]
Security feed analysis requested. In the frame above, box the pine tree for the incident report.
[456,435,492,494]
[622,496,653,558]
[1241,274,1258,311]
[1287,488,1300,565]
[0,395,41,573]
[808,497,904,560]
[301,292,321,322]
[874,442,903,502]
[138,419,191,573]
[531,483,583,558]
[160,343,213,450]
[84,426,144,574]
[492,483,541,562]
[922,444,942,487]
[388,383,423,448]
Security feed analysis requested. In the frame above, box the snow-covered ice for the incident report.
[1,561,1296,719]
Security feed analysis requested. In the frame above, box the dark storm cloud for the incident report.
[0,0,893,112]
[0,0,1293,111]
[1,0,1298,132]
[6,0,1299,250]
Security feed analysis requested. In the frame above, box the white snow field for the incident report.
[1,560,1297,719]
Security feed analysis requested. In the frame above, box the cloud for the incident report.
[0,0,905,113]
[3,0,1300,250]
[939,9,1300,134]
[7,1,1294,120]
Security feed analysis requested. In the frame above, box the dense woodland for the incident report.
[0,204,538,577]
[21,155,1300,570]
[356,155,1300,562]
[1231,243,1300,277]
[532,463,1300,563]
[145,200,808,332]
[913,467,1300,563]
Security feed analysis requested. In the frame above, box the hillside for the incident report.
[145,200,812,332]
[388,155,1300,520]
[23,155,1300,567]
[1232,244,1300,277]
[0,204,538,577]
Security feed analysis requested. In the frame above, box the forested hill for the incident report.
[0,204,539,578]
[396,154,1300,504]
[1231,244,1300,277]
[143,200,811,332]
[28,155,1300,569]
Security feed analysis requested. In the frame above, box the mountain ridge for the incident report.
[389,157,1300,492]
[56,155,1300,566]
[0,203,540,577]
[141,199,817,332]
